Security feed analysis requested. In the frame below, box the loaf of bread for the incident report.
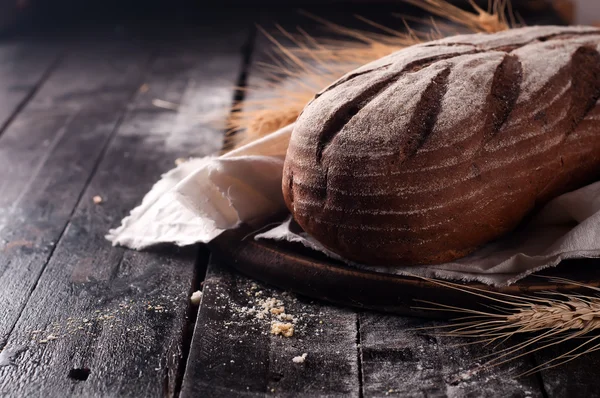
[282,26,600,266]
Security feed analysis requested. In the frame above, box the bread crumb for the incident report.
[260,297,281,309]
[270,306,285,315]
[277,313,294,322]
[271,322,294,337]
[92,196,103,204]
[292,353,307,363]
[139,83,150,93]
[190,290,203,305]
[38,333,58,344]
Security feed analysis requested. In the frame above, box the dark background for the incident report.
[0,0,569,36]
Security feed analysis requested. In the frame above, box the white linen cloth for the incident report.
[107,124,600,286]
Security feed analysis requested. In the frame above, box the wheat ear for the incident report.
[412,276,600,376]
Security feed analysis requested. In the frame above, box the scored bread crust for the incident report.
[282,26,600,266]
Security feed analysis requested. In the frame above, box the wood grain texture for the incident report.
[181,260,360,397]
[0,42,151,346]
[26,40,151,114]
[0,28,246,396]
[535,342,600,397]
[359,313,544,397]
[0,40,61,135]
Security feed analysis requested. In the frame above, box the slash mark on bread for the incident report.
[399,67,451,162]
[484,54,522,141]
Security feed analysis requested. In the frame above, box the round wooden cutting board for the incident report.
[209,224,600,318]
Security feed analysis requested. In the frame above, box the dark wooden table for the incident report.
[0,5,597,397]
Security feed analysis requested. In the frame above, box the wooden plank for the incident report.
[181,11,372,396]
[0,40,61,135]
[535,342,600,397]
[181,259,360,397]
[25,40,151,114]
[181,14,362,396]
[0,42,151,344]
[0,28,246,396]
[359,313,544,397]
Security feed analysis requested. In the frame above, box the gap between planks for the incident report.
[356,315,364,398]
[0,52,63,140]
[222,25,258,152]
[173,245,213,397]
[0,43,65,137]
[173,22,259,395]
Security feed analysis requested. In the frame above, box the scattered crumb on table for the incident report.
[270,306,285,315]
[29,296,177,345]
[190,290,203,305]
[92,195,103,204]
[271,321,294,337]
[292,353,307,363]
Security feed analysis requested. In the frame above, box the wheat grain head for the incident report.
[413,276,600,376]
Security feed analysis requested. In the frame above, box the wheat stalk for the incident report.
[413,277,600,377]
[399,0,517,33]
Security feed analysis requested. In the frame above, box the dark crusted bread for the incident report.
[282,25,600,266]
